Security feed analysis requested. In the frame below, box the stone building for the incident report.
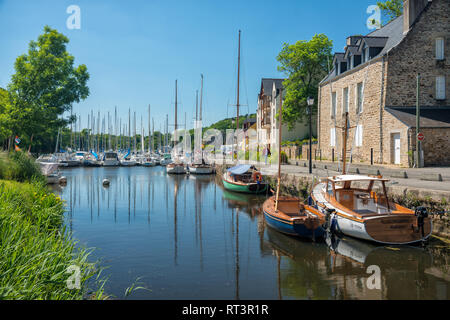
[318,0,450,167]
[257,78,317,149]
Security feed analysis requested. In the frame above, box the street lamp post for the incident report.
[307,97,314,174]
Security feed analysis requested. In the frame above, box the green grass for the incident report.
[0,151,45,183]
[0,179,106,300]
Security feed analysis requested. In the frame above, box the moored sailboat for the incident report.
[222,165,268,194]
[262,89,325,239]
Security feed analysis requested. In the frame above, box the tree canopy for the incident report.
[276,34,333,130]
[377,0,403,23]
[4,26,89,153]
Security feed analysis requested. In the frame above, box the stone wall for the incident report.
[318,59,410,165]
[409,127,450,166]
[386,0,450,107]
[318,0,450,167]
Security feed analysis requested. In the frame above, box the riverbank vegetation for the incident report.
[0,26,89,154]
[0,152,106,299]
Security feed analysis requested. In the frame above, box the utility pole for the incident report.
[416,74,421,168]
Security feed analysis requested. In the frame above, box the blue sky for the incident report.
[0,0,387,131]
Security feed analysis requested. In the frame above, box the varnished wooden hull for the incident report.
[263,196,325,239]
[311,183,432,245]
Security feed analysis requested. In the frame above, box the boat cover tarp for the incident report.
[91,151,99,160]
[227,164,251,175]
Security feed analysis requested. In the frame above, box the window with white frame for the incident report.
[436,38,445,60]
[330,127,336,147]
[343,87,349,114]
[356,82,364,113]
[436,76,446,100]
[331,92,337,118]
[355,124,363,147]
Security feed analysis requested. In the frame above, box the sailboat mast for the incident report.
[196,90,198,122]
[141,115,144,153]
[115,106,118,151]
[236,30,241,130]
[275,89,283,211]
[128,108,131,150]
[134,111,137,154]
[175,80,178,145]
[148,104,151,154]
[200,74,203,122]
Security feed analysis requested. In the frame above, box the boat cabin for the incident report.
[323,175,409,216]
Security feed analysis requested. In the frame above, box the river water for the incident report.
[53,166,449,300]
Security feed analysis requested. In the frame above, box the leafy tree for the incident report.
[377,0,403,22]
[276,34,333,130]
[0,88,12,147]
[7,26,89,153]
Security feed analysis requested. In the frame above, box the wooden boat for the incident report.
[222,164,268,194]
[311,174,432,245]
[261,87,325,239]
[309,112,431,245]
[263,196,326,239]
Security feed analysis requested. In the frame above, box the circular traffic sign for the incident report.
[417,132,424,141]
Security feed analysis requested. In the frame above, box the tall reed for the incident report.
[0,179,106,299]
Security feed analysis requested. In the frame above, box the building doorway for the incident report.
[392,133,401,165]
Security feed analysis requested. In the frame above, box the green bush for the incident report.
[0,151,44,183]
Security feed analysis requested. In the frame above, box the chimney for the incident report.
[403,0,430,34]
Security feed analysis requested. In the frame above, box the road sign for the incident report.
[417,132,424,141]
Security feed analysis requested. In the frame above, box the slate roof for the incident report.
[261,78,284,97]
[358,37,389,50]
[321,15,405,84]
[385,107,450,128]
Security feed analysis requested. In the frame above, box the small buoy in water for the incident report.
[102,179,110,187]
[59,176,67,185]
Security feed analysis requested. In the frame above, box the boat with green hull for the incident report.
[222,165,269,194]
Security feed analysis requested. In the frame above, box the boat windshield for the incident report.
[105,153,117,158]
[332,179,391,215]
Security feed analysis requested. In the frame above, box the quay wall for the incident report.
[214,164,450,239]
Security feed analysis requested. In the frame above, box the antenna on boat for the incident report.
[275,88,283,212]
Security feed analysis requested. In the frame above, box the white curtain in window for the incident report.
[330,127,336,147]
[355,124,363,147]
[436,76,446,100]
[436,38,444,60]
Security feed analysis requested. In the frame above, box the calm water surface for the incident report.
[54,167,449,300]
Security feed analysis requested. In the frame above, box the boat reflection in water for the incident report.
[54,166,448,300]
[262,226,447,300]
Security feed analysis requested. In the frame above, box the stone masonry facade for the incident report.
[318,0,450,167]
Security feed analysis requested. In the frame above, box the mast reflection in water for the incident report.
[53,166,449,300]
